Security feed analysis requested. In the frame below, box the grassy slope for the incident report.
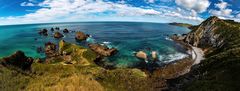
[184,19,240,91]
[0,41,152,91]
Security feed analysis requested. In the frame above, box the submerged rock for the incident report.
[88,43,117,57]
[0,51,33,70]
[38,29,48,36]
[54,32,64,39]
[37,47,44,53]
[45,42,57,57]
[75,31,88,41]
[63,29,69,33]
[136,51,147,60]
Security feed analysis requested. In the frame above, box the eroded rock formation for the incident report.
[88,43,117,57]
[54,32,64,39]
[75,31,89,41]
[0,51,33,70]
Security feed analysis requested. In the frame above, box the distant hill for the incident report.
[169,22,192,27]
[170,16,240,91]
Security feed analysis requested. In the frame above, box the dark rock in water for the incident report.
[51,28,54,31]
[55,27,60,30]
[88,43,117,57]
[63,29,69,33]
[75,31,88,41]
[54,32,64,39]
[38,29,48,36]
[37,47,44,53]
[45,42,57,57]
[0,51,33,70]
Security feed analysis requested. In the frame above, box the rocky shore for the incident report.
[1,16,238,91]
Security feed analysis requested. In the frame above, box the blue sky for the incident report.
[0,0,240,25]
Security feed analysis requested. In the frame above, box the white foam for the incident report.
[102,41,113,48]
[165,37,173,41]
[86,35,96,43]
[103,41,111,44]
[159,53,188,63]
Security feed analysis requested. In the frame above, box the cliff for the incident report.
[170,16,240,91]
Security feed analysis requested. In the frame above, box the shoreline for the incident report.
[169,38,205,76]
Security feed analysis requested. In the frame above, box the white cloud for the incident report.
[175,0,210,13]
[237,14,240,18]
[147,0,155,3]
[1,0,204,25]
[20,2,35,6]
[210,1,233,17]
[215,1,228,9]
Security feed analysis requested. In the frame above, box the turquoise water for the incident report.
[0,22,190,67]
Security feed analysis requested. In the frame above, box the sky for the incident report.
[0,0,240,25]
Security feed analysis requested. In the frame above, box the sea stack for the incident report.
[63,29,69,33]
[54,32,64,39]
[51,28,54,31]
[75,31,88,41]
[38,29,48,36]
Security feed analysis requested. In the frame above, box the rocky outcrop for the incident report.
[45,42,57,57]
[51,28,54,31]
[136,51,147,60]
[55,27,60,30]
[0,51,33,70]
[183,16,225,48]
[63,29,69,33]
[54,32,64,39]
[38,29,48,36]
[88,44,117,57]
[151,51,158,61]
[75,31,89,41]
[58,40,97,65]
[167,16,240,91]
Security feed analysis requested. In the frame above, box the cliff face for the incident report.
[184,16,225,49]
[172,16,240,91]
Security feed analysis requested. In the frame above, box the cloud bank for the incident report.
[0,0,209,25]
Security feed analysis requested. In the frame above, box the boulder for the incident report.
[75,31,88,41]
[88,44,117,56]
[136,51,147,60]
[51,28,54,31]
[54,32,64,39]
[63,29,69,33]
[0,51,33,70]
[55,27,60,30]
[151,51,158,61]
[38,29,48,36]
[45,42,57,57]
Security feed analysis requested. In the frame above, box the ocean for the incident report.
[0,22,191,67]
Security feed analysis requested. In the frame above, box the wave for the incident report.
[86,35,96,43]
[165,37,172,41]
[159,52,188,63]
[102,41,114,48]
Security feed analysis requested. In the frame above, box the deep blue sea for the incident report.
[0,22,190,67]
